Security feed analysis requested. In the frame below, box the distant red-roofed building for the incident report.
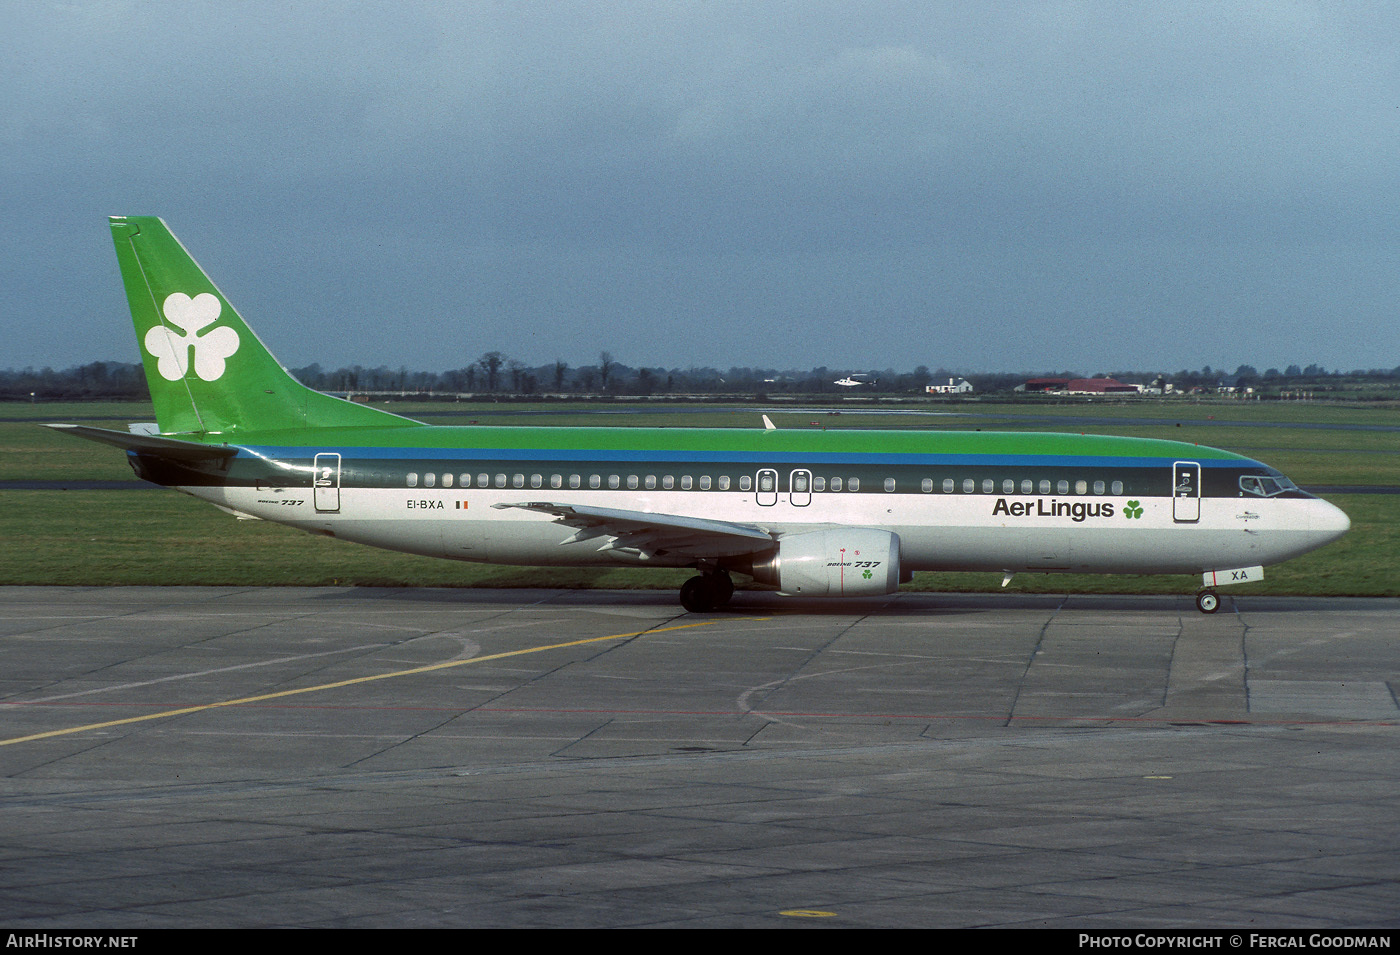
[1021,378,1070,393]
[1019,377,1141,395]
[1066,378,1140,395]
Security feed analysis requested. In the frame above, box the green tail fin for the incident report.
[109,216,418,435]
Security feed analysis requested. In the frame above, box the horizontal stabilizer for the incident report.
[44,424,238,462]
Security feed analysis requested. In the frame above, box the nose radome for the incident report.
[1312,499,1351,542]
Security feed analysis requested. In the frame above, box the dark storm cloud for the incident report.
[3,1,1397,375]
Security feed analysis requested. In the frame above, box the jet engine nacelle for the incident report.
[750,528,901,597]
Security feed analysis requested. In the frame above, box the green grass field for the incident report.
[3,397,1395,595]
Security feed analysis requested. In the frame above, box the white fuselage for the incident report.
[189,477,1349,578]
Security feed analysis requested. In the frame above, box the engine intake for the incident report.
[749,528,901,597]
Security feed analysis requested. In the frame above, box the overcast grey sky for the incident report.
[4,1,1397,376]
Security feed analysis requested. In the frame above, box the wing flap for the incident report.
[493,501,774,560]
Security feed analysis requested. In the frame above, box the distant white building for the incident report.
[926,377,973,394]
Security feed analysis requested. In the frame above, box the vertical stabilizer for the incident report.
[109,216,417,435]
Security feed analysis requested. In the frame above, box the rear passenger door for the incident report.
[313,452,341,513]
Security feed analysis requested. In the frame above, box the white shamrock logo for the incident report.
[144,292,240,381]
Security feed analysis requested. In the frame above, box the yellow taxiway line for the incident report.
[1,617,760,747]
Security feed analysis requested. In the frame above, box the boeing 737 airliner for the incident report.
[51,217,1351,613]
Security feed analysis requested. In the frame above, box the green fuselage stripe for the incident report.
[133,427,1290,502]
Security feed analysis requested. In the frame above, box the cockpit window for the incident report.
[1240,475,1290,497]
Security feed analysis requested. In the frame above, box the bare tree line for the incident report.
[3,355,1398,401]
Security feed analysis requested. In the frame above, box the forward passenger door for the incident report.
[1173,461,1200,523]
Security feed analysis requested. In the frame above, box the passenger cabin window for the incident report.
[407,472,418,487]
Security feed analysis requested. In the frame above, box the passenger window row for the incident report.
[405,471,742,490]
[929,478,1125,496]
[403,471,1125,496]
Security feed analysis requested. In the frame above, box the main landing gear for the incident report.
[1195,590,1220,614]
[679,571,734,613]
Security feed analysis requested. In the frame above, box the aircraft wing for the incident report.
[492,501,775,560]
